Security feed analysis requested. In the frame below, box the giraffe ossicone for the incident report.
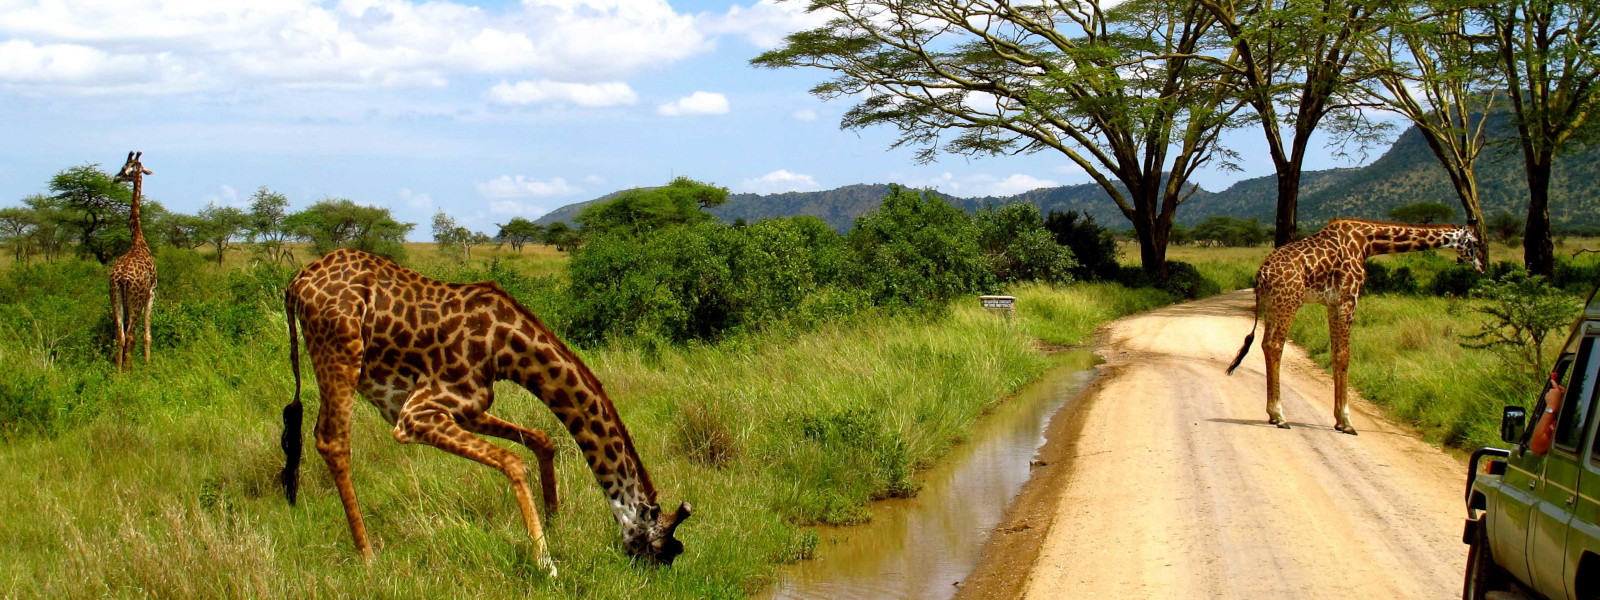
[279,249,691,574]
[108,151,157,372]
[1226,219,1485,434]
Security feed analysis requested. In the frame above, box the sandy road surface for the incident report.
[960,290,1470,600]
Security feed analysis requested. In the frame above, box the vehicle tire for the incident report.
[1463,519,1508,600]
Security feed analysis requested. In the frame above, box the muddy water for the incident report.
[767,350,1099,600]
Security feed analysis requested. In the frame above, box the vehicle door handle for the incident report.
[1568,495,1577,506]
[1530,480,1537,490]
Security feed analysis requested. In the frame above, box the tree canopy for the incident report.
[575,177,729,238]
[284,198,414,261]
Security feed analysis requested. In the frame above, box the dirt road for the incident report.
[958,290,1469,600]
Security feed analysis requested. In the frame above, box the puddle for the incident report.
[767,350,1100,600]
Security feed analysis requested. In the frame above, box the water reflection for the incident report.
[769,350,1099,600]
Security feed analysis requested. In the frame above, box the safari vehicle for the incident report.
[1464,283,1600,600]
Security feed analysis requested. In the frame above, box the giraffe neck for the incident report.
[499,316,659,538]
[1352,222,1461,258]
[128,174,146,248]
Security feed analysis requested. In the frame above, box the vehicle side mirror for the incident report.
[1501,406,1527,444]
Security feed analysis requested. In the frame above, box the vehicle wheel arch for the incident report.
[1579,550,1600,600]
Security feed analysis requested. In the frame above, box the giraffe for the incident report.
[1225,219,1485,434]
[279,249,690,576]
[108,151,156,372]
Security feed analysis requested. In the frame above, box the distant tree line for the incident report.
[0,164,415,265]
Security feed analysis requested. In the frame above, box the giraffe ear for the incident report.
[663,501,691,537]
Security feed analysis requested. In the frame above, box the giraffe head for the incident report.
[1446,220,1485,273]
[620,500,691,565]
[112,151,153,184]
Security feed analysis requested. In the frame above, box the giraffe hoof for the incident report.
[1276,422,1291,430]
[1338,426,1358,436]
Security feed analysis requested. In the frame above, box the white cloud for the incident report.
[202,184,243,207]
[739,169,821,194]
[917,172,1060,197]
[475,175,580,198]
[792,108,818,121]
[704,0,830,48]
[0,0,712,93]
[399,188,433,211]
[583,174,605,185]
[487,80,638,107]
[657,91,729,116]
[487,199,553,218]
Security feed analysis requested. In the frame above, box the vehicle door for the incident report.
[1579,364,1600,600]
[1530,328,1598,600]
[1496,351,1578,584]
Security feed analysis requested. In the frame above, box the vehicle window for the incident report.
[1555,336,1597,451]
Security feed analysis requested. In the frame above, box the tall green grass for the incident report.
[0,253,1171,599]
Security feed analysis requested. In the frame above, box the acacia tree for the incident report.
[497,217,544,252]
[0,206,37,263]
[1358,0,1501,256]
[1200,0,1390,246]
[247,187,295,264]
[1481,0,1600,276]
[432,211,475,263]
[198,204,248,266]
[49,164,133,263]
[754,0,1245,274]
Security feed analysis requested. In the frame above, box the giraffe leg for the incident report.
[1262,317,1293,429]
[460,413,561,515]
[312,353,374,559]
[111,284,127,372]
[1329,302,1358,435]
[142,286,155,364]
[396,393,558,577]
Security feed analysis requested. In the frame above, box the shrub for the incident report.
[1362,260,1419,295]
[1043,210,1121,281]
[1461,271,1583,388]
[976,204,1075,285]
[1116,260,1219,299]
[1191,217,1271,247]
[847,186,992,306]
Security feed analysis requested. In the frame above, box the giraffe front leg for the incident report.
[461,413,561,515]
[398,397,558,577]
[1330,302,1357,435]
[1262,321,1291,429]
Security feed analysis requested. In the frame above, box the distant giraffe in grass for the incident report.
[279,249,691,576]
[1226,219,1485,434]
[108,151,156,372]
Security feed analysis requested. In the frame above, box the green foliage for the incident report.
[1191,217,1271,247]
[1462,271,1585,387]
[1043,210,1122,282]
[1489,211,1524,245]
[49,164,135,264]
[496,217,544,252]
[432,211,477,264]
[282,198,414,261]
[543,221,581,251]
[1116,261,1220,299]
[1362,260,1420,295]
[576,177,728,238]
[975,204,1076,285]
[1387,201,1455,224]
[848,187,992,307]
[196,204,248,266]
[246,187,294,264]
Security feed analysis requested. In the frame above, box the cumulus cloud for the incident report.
[792,108,818,121]
[487,80,637,107]
[475,175,580,199]
[202,184,243,208]
[399,188,434,211]
[657,91,729,116]
[918,172,1060,197]
[0,0,711,93]
[703,0,830,48]
[739,169,820,194]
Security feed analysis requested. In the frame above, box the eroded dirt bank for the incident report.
[957,290,1467,600]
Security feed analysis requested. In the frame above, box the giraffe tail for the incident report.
[280,288,304,505]
[1226,291,1259,376]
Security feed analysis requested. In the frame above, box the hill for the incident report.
[536,122,1600,233]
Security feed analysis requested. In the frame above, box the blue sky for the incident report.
[0,0,1396,238]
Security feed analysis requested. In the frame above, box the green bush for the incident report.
[1191,217,1271,247]
[976,204,1075,285]
[1116,261,1219,299]
[1362,260,1419,295]
[848,186,992,306]
[1043,210,1121,281]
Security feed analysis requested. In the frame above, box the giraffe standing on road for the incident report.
[109,151,156,372]
[1226,219,1485,434]
[280,249,691,576]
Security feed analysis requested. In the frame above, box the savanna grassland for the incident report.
[0,240,1172,599]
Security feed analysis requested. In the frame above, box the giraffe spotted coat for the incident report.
[108,151,156,372]
[1227,219,1484,434]
[280,249,690,575]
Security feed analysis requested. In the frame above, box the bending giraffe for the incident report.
[279,249,690,575]
[1226,219,1485,434]
[109,151,156,371]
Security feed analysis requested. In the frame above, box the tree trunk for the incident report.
[1274,169,1300,247]
[1129,186,1172,276]
[1523,159,1555,277]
